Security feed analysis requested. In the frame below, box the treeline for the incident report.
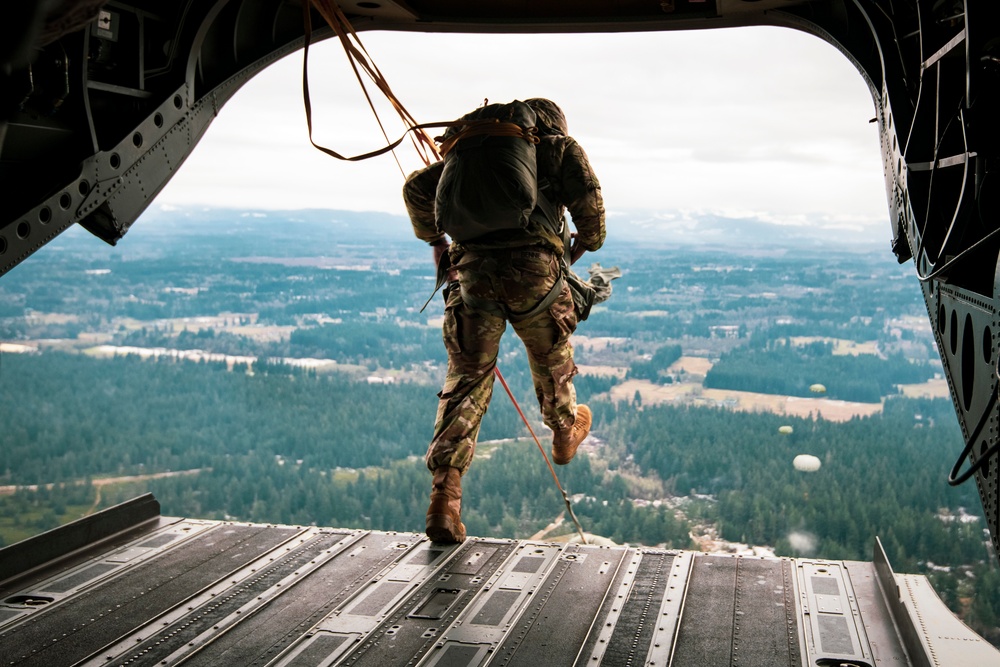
[609,397,984,570]
[0,352,527,484]
[4,351,979,570]
[117,321,447,369]
[627,344,683,381]
[0,351,620,486]
[0,483,96,547]
[96,444,692,548]
[704,339,935,402]
[3,352,998,641]
[289,321,444,368]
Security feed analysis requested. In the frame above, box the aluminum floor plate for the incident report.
[1,505,997,667]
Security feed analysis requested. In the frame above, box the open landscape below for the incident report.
[1,207,998,644]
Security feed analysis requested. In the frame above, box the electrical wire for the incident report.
[948,355,1000,486]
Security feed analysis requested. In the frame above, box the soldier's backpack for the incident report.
[435,100,558,242]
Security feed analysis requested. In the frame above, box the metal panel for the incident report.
[0,523,300,667]
[873,535,930,667]
[0,608,23,626]
[14,520,215,606]
[644,550,694,666]
[494,545,630,667]
[730,558,802,667]
[842,560,910,665]
[445,543,564,646]
[409,588,463,620]
[37,562,119,594]
[284,634,353,667]
[578,548,644,664]
[670,554,737,666]
[93,530,355,667]
[197,532,428,667]
[422,642,490,667]
[1,517,987,667]
[797,559,874,666]
[450,546,499,575]
[0,493,160,584]
[471,590,519,626]
[346,582,410,616]
[326,539,518,667]
[669,555,803,667]
[896,573,1000,666]
[602,550,674,665]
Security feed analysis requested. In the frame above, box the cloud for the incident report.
[157,26,889,244]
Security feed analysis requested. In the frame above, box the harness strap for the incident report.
[437,121,539,156]
[460,272,565,323]
[302,0,466,165]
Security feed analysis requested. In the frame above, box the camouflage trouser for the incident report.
[425,247,579,475]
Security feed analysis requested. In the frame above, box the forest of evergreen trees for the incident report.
[1,351,997,640]
[704,339,936,402]
[627,343,683,381]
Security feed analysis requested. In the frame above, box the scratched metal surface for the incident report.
[0,513,974,667]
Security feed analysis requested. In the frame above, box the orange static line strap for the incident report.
[314,0,438,166]
[309,0,438,163]
[437,121,540,156]
[301,0,444,165]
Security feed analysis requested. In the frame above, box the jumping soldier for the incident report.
[403,98,606,544]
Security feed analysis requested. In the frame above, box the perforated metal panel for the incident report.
[1,505,997,667]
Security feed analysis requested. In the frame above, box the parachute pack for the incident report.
[434,100,556,243]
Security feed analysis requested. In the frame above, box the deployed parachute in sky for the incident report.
[809,383,827,394]
[779,425,794,435]
[793,454,822,472]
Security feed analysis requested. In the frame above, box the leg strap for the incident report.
[460,272,565,323]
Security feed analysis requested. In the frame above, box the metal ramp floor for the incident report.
[0,495,996,667]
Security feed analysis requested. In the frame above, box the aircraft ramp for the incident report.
[0,494,996,667]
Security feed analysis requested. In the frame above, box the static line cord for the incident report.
[493,366,588,544]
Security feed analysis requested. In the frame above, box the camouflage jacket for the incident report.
[403,133,606,257]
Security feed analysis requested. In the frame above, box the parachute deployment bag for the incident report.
[435,101,540,243]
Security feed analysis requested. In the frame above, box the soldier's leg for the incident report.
[425,284,506,475]
[511,282,580,432]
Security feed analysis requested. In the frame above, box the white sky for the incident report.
[157,25,889,241]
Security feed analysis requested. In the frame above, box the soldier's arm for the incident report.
[559,138,606,253]
[403,161,446,245]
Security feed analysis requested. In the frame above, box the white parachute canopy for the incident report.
[778,425,794,435]
[809,383,827,394]
[793,454,822,472]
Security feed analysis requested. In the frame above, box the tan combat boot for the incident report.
[552,404,592,465]
[425,466,466,544]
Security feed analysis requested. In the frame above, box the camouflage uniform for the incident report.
[404,99,605,475]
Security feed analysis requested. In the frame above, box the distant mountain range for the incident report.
[611,211,888,249]
[54,205,889,257]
